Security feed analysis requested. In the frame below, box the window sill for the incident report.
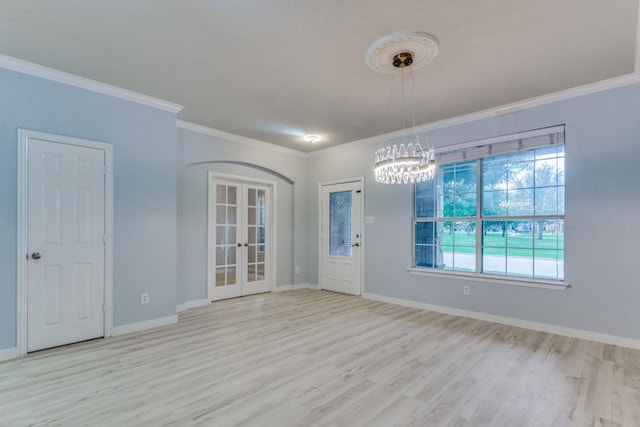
[407,268,570,290]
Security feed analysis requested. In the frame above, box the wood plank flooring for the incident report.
[1,289,639,426]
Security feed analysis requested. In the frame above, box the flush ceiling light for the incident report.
[366,31,439,184]
[304,135,320,144]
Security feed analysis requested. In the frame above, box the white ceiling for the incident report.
[0,1,638,152]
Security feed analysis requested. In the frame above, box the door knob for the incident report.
[31,252,42,260]
[237,243,242,247]
[244,243,249,247]
[352,243,360,247]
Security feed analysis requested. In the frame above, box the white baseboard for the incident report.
[362,292,640,351]
[112,315,178,337]
[0,347,18,363]
[274,283,319,292]
[177,299,210,313]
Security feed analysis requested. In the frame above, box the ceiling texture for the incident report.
[0,0,638,152]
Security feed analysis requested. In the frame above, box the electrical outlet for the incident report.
[140,292,149,304]
[463,285,471,296]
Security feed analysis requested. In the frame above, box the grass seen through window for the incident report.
[441,230,564,258]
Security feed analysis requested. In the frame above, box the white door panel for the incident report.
[243,184,269,295]
[27,139,105,352]
[210,181,242,300]
[320,181,362,296]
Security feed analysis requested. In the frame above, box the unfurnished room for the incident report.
[1,1,640,426]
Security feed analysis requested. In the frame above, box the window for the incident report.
[414,128,565,282]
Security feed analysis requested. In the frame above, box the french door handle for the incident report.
[244,243,249,247]
[352,243,360,247]
[237,243,242,247]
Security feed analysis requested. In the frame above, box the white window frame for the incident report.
[409,126,569,290]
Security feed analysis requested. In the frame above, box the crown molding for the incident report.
[177,120,308,158]
[0,54,183,113]
[308,72,640,158]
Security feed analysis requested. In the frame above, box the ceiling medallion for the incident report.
[365,31,439,75]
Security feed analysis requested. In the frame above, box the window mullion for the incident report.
[476,158,482,274]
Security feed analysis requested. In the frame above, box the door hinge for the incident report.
[103,165,107,176]
[102,303,107,313]
[103,234,107,244]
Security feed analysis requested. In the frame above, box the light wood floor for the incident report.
[1,289,639,426]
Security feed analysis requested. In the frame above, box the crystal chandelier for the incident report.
[366,32,439,184]
[374,141,435,184]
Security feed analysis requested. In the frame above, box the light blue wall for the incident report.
[308,83,640,340]
[0,69,178,350]
[3,63,638,352]
[177,128,311,305]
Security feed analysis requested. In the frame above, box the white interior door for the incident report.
[209,178,271,301]
[243,184,270,296]
[320,181,362,296]
[210,180,241,300]
[27,138,105,352]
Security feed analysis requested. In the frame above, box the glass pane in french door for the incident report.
[215,184,238,287]
[247,187,267,282]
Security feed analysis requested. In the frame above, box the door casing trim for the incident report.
[17,129,114,356]
[318,177,365,296]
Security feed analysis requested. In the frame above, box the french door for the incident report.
[208,177,272,300]
[320,180,363,296]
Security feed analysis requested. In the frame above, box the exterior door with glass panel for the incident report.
[320,181,362,295]
[209,178,270,301]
